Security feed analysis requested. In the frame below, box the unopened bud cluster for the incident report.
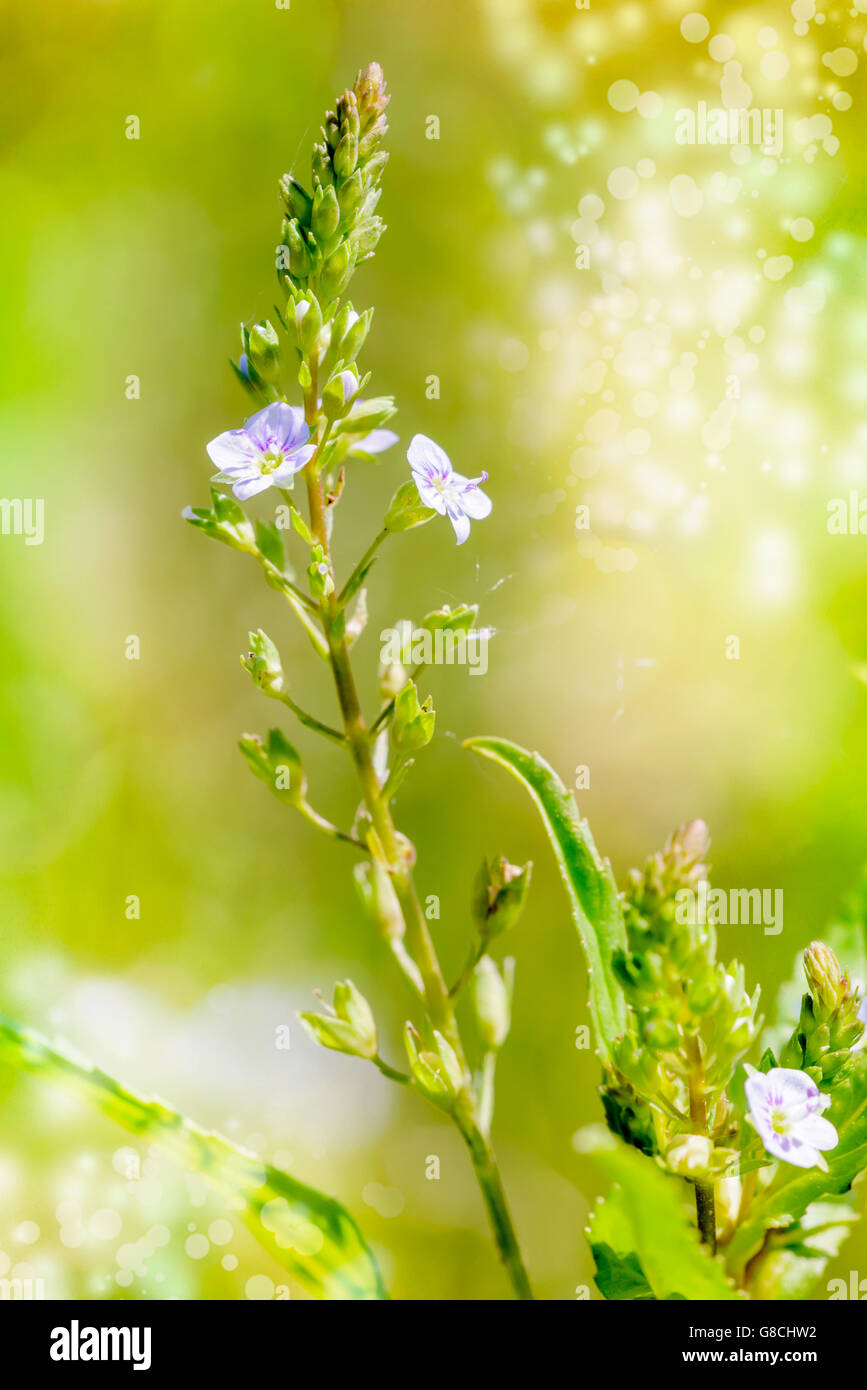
[778,941,865,1084]
[604,821,761,1167]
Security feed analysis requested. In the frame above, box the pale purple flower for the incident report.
[745,1067,838,1169]
[351,429,399,456]
[407,434,492,545]
[206,402,316,501]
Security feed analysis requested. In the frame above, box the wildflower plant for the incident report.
[185,63,532,1300]
[467,738,867,1299]
[1,58,864,1307]
[0,60,525,1305]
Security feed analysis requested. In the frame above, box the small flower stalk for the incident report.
[605,821,762,1186]
[185,65,526,1300]
[586,815,867,1294]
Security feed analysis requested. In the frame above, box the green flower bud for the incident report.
[354,860,405,942]
[295,294,323,354]
[665,1133,713,1179]
[384,480,436,534]
[311,183,341,243]
[804,941,847,1020]
[321,369,358,421]
[238,728,304,808]
[307,544,334,599]
[403,1023,464,1111]
[471,857,532,938]
[820,1049,852,1082]
[283,219,315,280]
[299,979,378,1061]
[472,956,512,1051]
[685,966,719,1015]
[352,217,384,260]
[312,141,332,187]
[319,242,353,301]
[361,149,389,185]
[339,308,373,363]
[391,680,435,756]
[338,170,365,223]
[333,130,359,180]
[337,395,395,436]
[378,622,409,700]
[280,175,313,226]
[241,629,284,694]
[246,320,281,383]
[423,603,479,635]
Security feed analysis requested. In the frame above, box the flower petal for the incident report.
[246,402,308,452]
[232,473,273,501]
[206,429,258,472]
[794,1114,838,1151]
[768,1068,822,1109]
[745,1072,771,1115]
[411,470,447,515]
[461,485,492,520]
[448,507,471,546]
[407,433,452,480]
[354,429,399,455]
[271,444,316,481]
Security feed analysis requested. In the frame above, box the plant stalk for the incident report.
[300,427,532,1298]
[461,1117,533,1300]
[686,1032,717,1254]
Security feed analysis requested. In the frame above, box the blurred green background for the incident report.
[2,0,867,1299]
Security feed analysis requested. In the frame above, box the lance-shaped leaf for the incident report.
[726,1051,867,1271]
[577,1126,738,1300]
[0,1013,386,1301]
[465,737,627,1063]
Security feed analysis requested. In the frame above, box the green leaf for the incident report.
[0,1013,386,1301]
[588,1188,656,1300]
[727,1051,867,1269]
[255,518,289,574]
[577,1126,738,1300]
[744,1201,858,1300]
[465,737,627,1062]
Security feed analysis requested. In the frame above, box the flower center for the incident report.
[770,1107,790,1135]
[259,448,285,474]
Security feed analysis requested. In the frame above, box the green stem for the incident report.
[461,1119,533,1300]
[373,1055,411,1085]
[686,1033,717,1255]
[694,1182,717,1255]
[449,939,485,999]
[298,412,532,1299]
[477,1051,497,1137]
[339,529,387,604]
[277,692,347,746]
[297,800,365,850]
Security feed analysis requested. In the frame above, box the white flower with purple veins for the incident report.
[407,434,492,545]
[745,1067,838,1169]
[206,402,316,501]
